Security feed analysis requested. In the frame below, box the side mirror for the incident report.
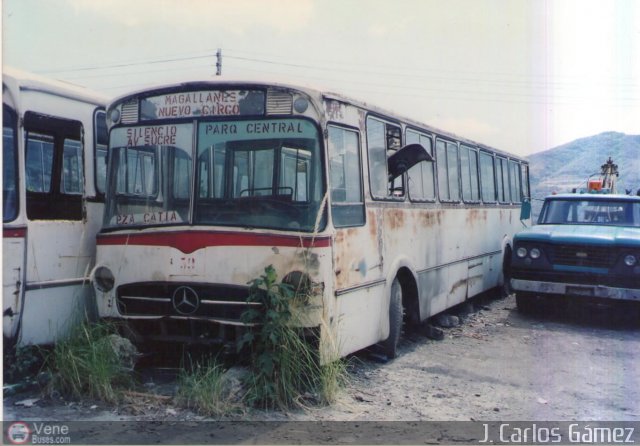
[520,198,532,222]
[387,143,433,181]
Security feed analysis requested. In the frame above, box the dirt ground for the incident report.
[4,293,640,442]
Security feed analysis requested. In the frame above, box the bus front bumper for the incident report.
[511,279,640,302]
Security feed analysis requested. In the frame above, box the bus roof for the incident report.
[107,78,527,163]
[3,66,109,106]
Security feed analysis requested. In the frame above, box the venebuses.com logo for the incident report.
[6,421,72,445]
[6,422,30,445]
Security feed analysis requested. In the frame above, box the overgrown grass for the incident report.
[237,265,348,410]
[46,322,133,403]
[176,357,238,416]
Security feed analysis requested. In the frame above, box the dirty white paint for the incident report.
[2,68,107,346]
[93,81,529,360]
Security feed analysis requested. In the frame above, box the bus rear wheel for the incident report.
[381,278,403,359]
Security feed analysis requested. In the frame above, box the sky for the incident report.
[2,0,639,157]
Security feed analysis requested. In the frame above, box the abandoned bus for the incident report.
[3,67,108,347]
[92,81,530,360]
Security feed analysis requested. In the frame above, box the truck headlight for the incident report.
[516,247,528,258]
[530,248,541,259]
[624,254,637,267]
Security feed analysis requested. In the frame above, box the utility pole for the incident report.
[216,48,222,76]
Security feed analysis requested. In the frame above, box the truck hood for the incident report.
[515,224,640,247]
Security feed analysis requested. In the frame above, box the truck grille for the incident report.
[550,244,613,268]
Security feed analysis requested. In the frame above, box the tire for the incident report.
[498,247,513,299]
[381,278,403,359]
[515,291,537,314]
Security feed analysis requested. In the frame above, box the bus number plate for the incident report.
[169,255,202,275]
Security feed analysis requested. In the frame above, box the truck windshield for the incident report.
[194,118,325,232]
[539,199,640,227]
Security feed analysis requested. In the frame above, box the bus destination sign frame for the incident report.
[140,90,266,120]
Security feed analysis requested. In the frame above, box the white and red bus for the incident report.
[3,67,108,347]
[92,81,530,360]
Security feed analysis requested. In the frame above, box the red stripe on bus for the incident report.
[3,227,27,238]
[96,230,331,254]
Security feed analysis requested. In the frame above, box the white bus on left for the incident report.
[3,67,108,347]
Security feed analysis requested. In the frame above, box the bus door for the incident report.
[327,125,384,351]
[3,102,25,345]
[18,112,95,345]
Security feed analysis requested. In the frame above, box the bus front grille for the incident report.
[115,282,262,323]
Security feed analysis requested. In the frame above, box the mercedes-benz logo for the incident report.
[172,286,200,315]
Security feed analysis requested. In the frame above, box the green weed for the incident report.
[46,322,133,403]
[238,265,348,409]
[176,357,239,416]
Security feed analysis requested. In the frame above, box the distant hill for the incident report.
[528,131,640,200]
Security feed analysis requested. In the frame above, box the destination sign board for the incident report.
[140,90,265,120]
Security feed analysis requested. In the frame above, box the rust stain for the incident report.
[450,278,467,295]
[296,250,321,274]
[466,209,488,225]
[368,209,378,239]
[326,100,345,121]
[387,209,405,231]
[419,210,444,227]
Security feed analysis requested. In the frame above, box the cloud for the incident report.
[67,0,314,33]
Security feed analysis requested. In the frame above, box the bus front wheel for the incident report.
[381,278,403,359]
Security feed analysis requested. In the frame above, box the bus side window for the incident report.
[24,112,84,220]
[436,139,460,202]
[61,139,83,194]
[366,117,403,199]
[406,130,435,201]
[520,163,530,200]
[480,151,497,203]
[460,145,480,202]
[509,160,521,203]
[329,126,364,227]
[496,157,509,203]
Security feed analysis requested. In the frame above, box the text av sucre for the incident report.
[127,126,178,146]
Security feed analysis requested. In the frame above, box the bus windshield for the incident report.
[104,123,194,227]
[195,118,324,231]
[103,118,325,232]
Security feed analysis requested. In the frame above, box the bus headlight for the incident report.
[624,254,637,267]
[516,247,528,258]
[283,271,313,304]
[530,248,541,259]
[93,266,115,292]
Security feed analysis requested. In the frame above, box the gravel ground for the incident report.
[4,293,640,443]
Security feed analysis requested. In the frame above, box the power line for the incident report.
[38,48,638,90]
